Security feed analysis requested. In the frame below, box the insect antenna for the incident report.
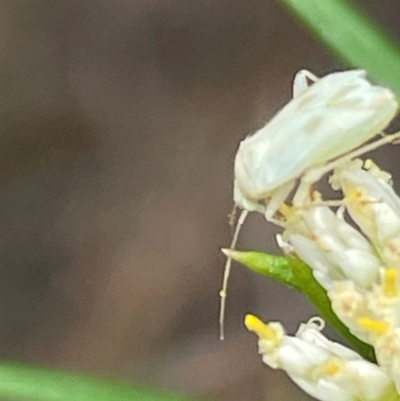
[219,209,249,340]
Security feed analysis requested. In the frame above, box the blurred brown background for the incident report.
[0,1,399,400]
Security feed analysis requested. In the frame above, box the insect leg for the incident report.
[292,70,319,98]
[293,131,400,207]
[264,179,296,222]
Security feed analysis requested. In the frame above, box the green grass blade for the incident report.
[277,0,400,96]
[0,361,194,401]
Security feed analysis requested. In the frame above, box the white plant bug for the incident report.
[220,69,400,339]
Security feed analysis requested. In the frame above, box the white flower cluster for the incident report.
[246,158,400,401]
[225,70,400,400]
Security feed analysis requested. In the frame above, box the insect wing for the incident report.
[235,71,398,201]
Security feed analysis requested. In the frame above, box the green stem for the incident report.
[277,0,400,96]
[225,250,375,362]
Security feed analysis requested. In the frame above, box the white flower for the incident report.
[282,204,382,290]
[328,281,372,343]
[245,314,398,401]
[273,160,400,349]
[236,124,400,399]
[331,159,400,268]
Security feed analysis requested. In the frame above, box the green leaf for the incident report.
[224,249,375,362]
[0,360,194,401]
[276,0,400,96]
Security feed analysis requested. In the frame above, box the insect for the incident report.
[220,69,400,339]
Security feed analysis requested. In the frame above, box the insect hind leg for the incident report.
[293,131,400,207]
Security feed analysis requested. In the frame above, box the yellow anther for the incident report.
[279,203,293,219]
[324,361,341,376]
[313,235,331,252]
[347,187,363,200]
[364,159,393,183]
[347,187,378,208]
[311,190,322,202]
[358,317,389,335]
[364,159,374,170]
[346,188,369,211]
[244,314,276,340]
[384,268,399,297]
